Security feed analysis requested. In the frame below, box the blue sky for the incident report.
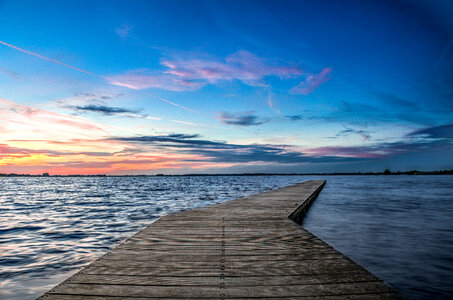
[0,0,452,174]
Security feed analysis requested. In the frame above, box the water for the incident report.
[303,175,453,300]
[0,176,452,299]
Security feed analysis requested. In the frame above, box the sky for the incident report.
[0,0,452,175]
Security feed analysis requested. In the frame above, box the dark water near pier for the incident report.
[0,175,452,299]
[302,175,453,300]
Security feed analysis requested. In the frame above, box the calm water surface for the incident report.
[0,175,452,299]
[303,175,453,300]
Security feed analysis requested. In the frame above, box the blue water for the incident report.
[0,175,452,299]
[302,175,453,300]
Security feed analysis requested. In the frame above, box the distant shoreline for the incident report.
[1,169,452,177]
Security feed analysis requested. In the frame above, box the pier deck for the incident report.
[40,180,399,299]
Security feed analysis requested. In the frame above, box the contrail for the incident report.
[0,40,96,76]
[158,97,206,116]
[0,40,265,136]
[0,40,208,116]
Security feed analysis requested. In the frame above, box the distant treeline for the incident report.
[1,169,453,177]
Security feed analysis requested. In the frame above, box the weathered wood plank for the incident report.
[45,282,394,298]
[40,180,400,299]
[41,293,400,300]
[66,273,377,286]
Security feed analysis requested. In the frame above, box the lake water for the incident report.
[0,175,452,299]
[302,175,453,300]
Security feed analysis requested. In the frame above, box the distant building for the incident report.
[42,173,49,177]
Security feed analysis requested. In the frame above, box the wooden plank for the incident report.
[45,282,394,298]
[39,180,400,299]
[41,293,400,300]
[66,273,377,286]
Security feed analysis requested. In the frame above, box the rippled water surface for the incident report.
[0,175,452,299]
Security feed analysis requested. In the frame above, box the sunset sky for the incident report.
[1,0,452,175]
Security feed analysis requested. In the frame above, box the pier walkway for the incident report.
[40,180,399,299]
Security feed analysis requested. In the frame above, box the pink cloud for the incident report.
[305,145,383,158]
[107,51,302,91]
[105,72,205,91]
[0,98,107,140]
[290,67,332,95]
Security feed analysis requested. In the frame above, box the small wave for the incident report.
[83,194,111,198]
[0,226,44,234]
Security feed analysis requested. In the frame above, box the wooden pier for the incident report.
[40,180,399,299]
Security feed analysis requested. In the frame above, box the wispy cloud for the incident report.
[331,128,371,141]
[304,140,448,159]
[171,120,200,126]
[106,71,203,91]
[286,115,304,121]
[162,51,301,85]
[115,23,133,39]
[0,98,111,145]
[217,112,270,126]
[0,143,111,158]
[267,91,281,115]
[107,51,302,91]
[407,123,453,139]
[53,93,122,107]
[0,67,19,79]
[306,124,453,158]
[290,67,332,95]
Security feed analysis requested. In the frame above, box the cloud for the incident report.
[286,115,304,121]
[3,125,450,175]
[0,67,19,79]
[53,93,123,107]
[115,23,133,39]
[267,91,281,115]
[0,137,211,175]
[107,51,302,91]
[109,134,351,164]
[332,128,371,141]
[171,120,201,126]
[67,104,139,115]
[320,100,425,126]
[105,71,204,91]
[167,134,200,139]
[290,67,332,95]
[0,98,107,138]
[65,104,159,120]
[305,139,450,159]
[55,94,161,120]
[407,123,453,139]
[0,143,111,158]
[216,112,270,126]
[372,90,418,110]
[162,51,301,85]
